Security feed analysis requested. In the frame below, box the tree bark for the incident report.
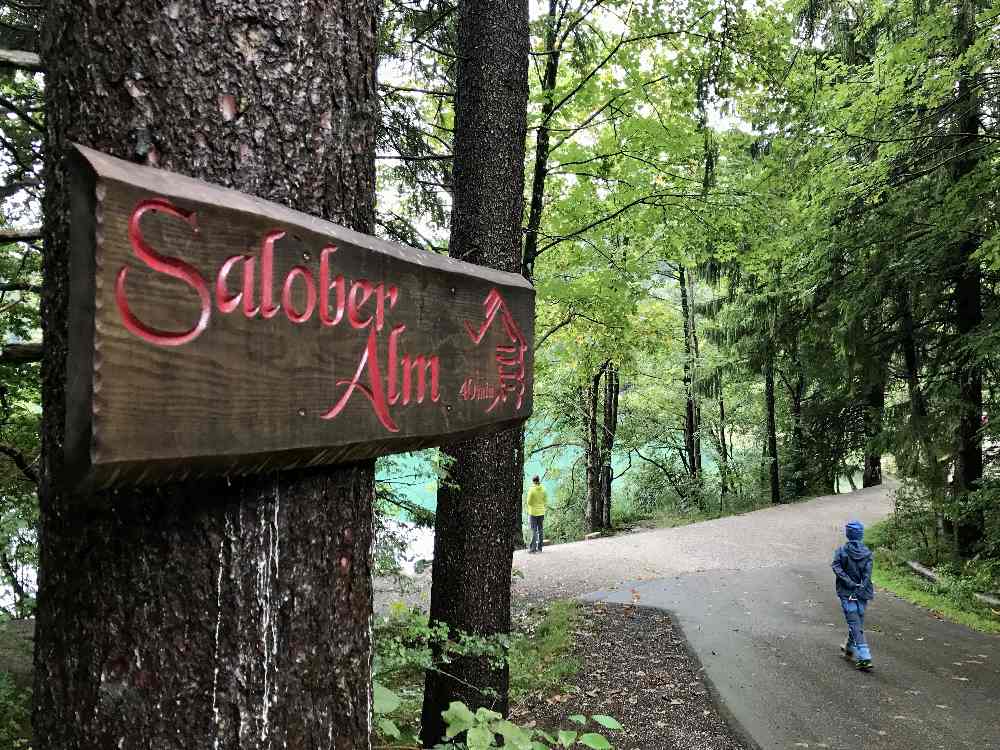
[717,377,730,500]
[600,364,619,529]
[585,370,602,531]
[764,358,781,504]
[36,2,378,748]
[948,0,984,557]
[521,0,561,281]
[862,367,886,488]
[420,0,529,743]
[679,266,698,479]
[786,364,806,499]
[898,289,932,456]
[687,271,703,475]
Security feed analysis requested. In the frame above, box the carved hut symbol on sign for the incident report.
[464,288,528,412]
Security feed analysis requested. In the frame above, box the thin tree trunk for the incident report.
[789,372,805,498]
[718,377,730,499]
[898,285,948,550]
[688,272,703,476]
[420,0,529,742]
[36,2,378,747]
[585,371,602,531]
[948,0,984,557]
[521,0,560,281]
[898,288,936,470]
[764,358,781,504]
[679,266,698,479]
[862,369,886,487]
[599,364,619,529]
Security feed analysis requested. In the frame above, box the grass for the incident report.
[872,563,1000,634]
[509,599,581,704]
[866,519,1000,635]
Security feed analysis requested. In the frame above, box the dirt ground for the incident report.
[511,601,750,750]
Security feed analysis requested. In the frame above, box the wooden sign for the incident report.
[65,145,534,490]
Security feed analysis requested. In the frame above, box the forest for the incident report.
[374,0,999,559]
[0,0,998,746]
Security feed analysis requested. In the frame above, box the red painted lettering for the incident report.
[374,284,399,332]
[282,266,317,323]
[319,246,346,327]
[321,328,399,432]
[116,198,210,347]
[348,280,375,329]
[402,354,440,405]
[216,254,259,315]
[387,324,406,405]
[259,229,284,319]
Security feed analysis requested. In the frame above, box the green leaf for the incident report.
[567,715,586,725]
[579,733,612,749]
[377,718,401,739]
[475,706,503,723]
[372,681,401,715]
[467,724,496,749]
[443,701,477,738]
[558,729,578,747]
[590,715,622,731]
[495,720,533,749]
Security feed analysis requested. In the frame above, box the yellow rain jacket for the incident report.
[526,483,547,517]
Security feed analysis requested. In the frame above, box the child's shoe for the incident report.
[840,641,855,659]
[855,658,873,671]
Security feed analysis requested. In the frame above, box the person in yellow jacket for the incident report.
[526,475,547,553]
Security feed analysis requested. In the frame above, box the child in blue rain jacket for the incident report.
[832,520,875,670]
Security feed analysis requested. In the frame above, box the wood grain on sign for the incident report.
[65,145,534,490]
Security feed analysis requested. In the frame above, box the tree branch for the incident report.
[0,226,42,243]
[0,443,38,484]
[0,48,43,72]
[0,550,27,606]
[0,342,42,364]
[376,153,452,162]
[0,94,43,132]
[0,282,41,294]
[534,313,576,351]
[380,83,454,97]
[527,441,580,457]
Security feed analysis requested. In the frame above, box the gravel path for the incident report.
[512,484,894,601]
[374,485,895,613]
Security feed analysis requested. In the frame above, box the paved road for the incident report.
[513,485,1000,750]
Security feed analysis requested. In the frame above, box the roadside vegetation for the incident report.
[371,599,621,749]
[868,517,1000,634]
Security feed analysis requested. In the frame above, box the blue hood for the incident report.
[844,539,873,562]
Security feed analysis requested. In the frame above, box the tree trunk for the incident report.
[764,358,781,504]
[948,0,984,557]
[898,287,939,477]
[718,378,730,500]
[585,372,602,531]
[521,0,560,281]
[789,371,805,499]
[36,2,378,748]
[687,272,703,476]
[679,266,698,479]
[599,364,619,529]
[862,368,886,487]
[420,0,529,742]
